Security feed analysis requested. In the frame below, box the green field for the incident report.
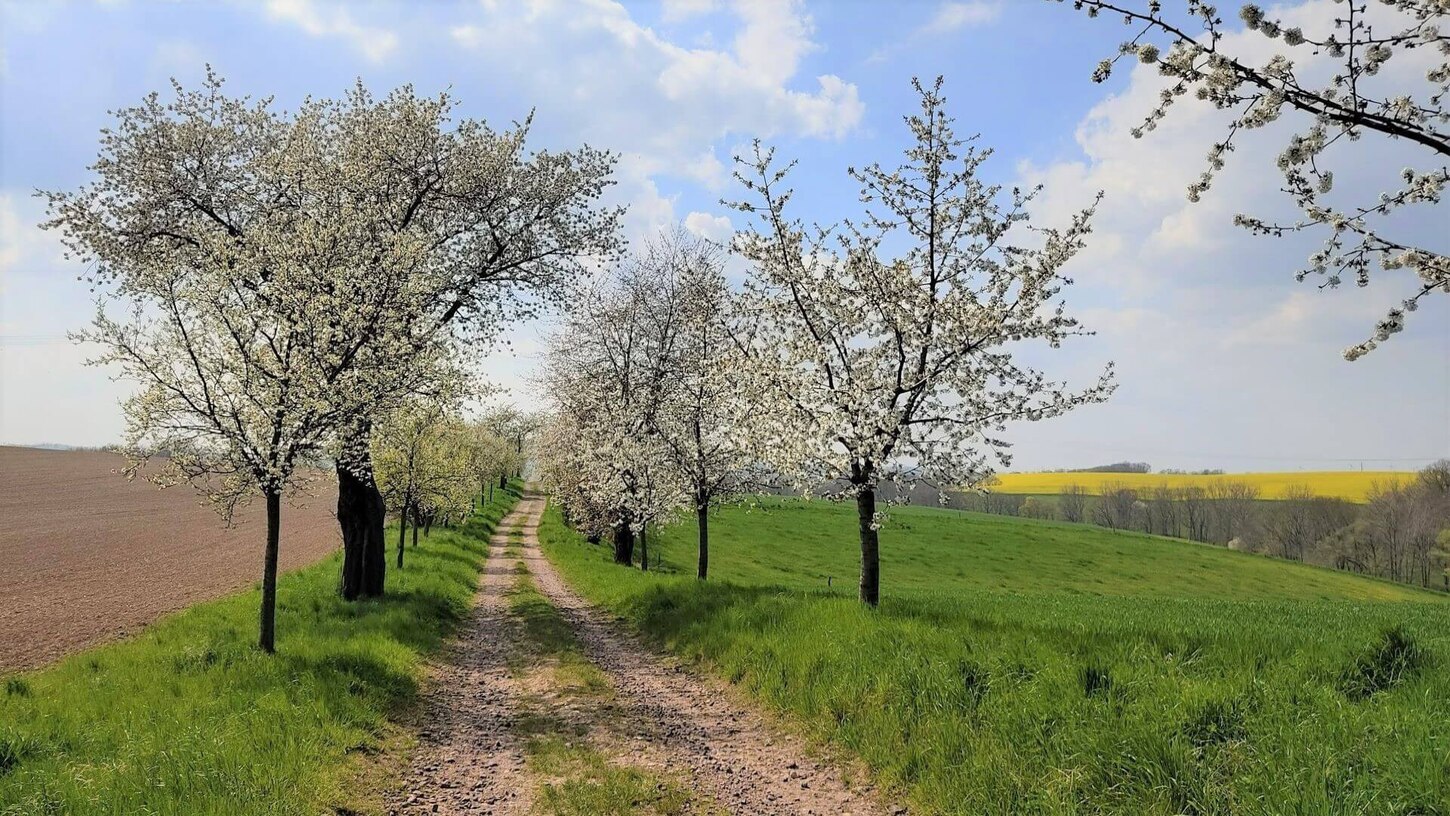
[539,498,1450,815]
[0,483,520,816]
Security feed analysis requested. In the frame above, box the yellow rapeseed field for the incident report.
[987,471,1415,503]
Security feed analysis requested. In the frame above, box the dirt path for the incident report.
[391,489,895,816]
[390,498,540,816]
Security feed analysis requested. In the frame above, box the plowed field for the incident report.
[0,446,340,671]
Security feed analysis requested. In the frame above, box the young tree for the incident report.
[1061,1,1449,359]
[482,407,541,486]
[728,78,1114,606]
[1264,486,1358,563]
[1207,480,1261,544]
[42,76,373,651]
[1419,459,1450,494]
[84,309,343,654]
[539,259,687,566]
[535,410,616,543]
[374,401,473,569]
[1149,485,1182,536]
[466,417,520,505]
[1432,529,1450,590]
[1179,485,1212,542]
[1059,483,1090,523]
[638,231,759,580]
[1094,483,1141,531]
[1019,496,1058,520]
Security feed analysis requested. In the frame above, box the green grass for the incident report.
[527,735,699,816]
[673,500,1436,602]
[540,498,1450,815]
[505,570,611,696]
[0,482,521,816]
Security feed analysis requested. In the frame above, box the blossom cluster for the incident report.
[723,78,1115,508]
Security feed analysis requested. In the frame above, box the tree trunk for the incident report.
[640,522,649,572]
[423,513,432,538]
[856,485,880,607]
[612,513,635,566]
[413,507,421,548]
[696,500,709,580]
[259,490,282,653]
[396,499,408,570]
[499,473,508,490]
[488,480,494,504]
[338,438,387,600]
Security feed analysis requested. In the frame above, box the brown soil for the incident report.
[0,446,340,671]
[392,489,898,816]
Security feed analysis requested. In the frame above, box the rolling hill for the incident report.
[541,498,1450,815]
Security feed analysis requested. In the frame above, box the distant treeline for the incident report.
[955,461,1450,591]
[1042,462,1227,475]
[20,443,122,453]
[1046,461,1153,474]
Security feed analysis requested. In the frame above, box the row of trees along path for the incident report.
[538,79,1112,607]
[44,74,618,650]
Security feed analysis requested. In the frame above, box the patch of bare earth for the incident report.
[391,490,898,816]
[0,446,339,671]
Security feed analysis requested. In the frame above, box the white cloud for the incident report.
[0,193,131,446]
[1222,290,1390,350]
[0,193,66,286]
[869,1,1001,63]
[730,0,815,86]
[661,0,717,23]
[616,158,680,241]
[928,1,1000,32]
[0,195,24,274]
[263,0,397,62]
[683,148,728,190]
[449,24,485,49]
[149,40,208,81]
[449,0,863,152]
[683,211,733,243]
[445,0,862,246]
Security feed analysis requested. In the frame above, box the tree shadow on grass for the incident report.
[619,580,792,644]
[288,648,422,708]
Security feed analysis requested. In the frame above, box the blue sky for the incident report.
[1,0,1446,472]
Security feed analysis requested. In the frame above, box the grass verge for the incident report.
[538,499,1450,815]
[0,481,521,816]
